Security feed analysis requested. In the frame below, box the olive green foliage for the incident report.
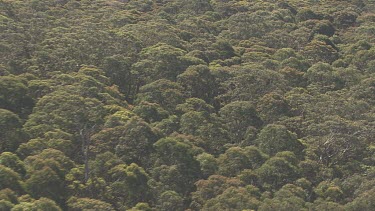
[0,0,374,210]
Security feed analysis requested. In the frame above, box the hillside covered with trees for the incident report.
[1,0,375,210]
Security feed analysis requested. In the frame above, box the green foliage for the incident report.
[154,137,201,173]
[128,203,152,211]
[179,110,229,154]
[191,175,243,209]
[0,199,14,210]
[11,197,63,211]
[223,10,286,40]
[259,184,308,211]
[156,191,184,211]
[196,153,218,178]
[115,117,160,165]
[67,197,115,211]
[0,109,25,153]
[177,65,217,102]
[133,101,169,123]
[221,68,288,102]
[0,75,34,117]
[176,98,215,114]
[256,92,290,123]
[346,187,375,211]
[0,188,18,204]
[0,152,26,176]
[24,167,65,204]
[220,101,263,144]
[132,43,203,85]
[24,89,106,138]
[217,146,267,177]
[256,124,305,157]
[0,0,374,209]
[203,186,261,210]
[256,152,300,190]
[136,79,185,112]
[0,165,23,192]
[108,163,151,208]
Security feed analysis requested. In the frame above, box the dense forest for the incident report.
[0,0,375,210]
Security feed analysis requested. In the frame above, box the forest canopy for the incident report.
[0,0,375,210]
